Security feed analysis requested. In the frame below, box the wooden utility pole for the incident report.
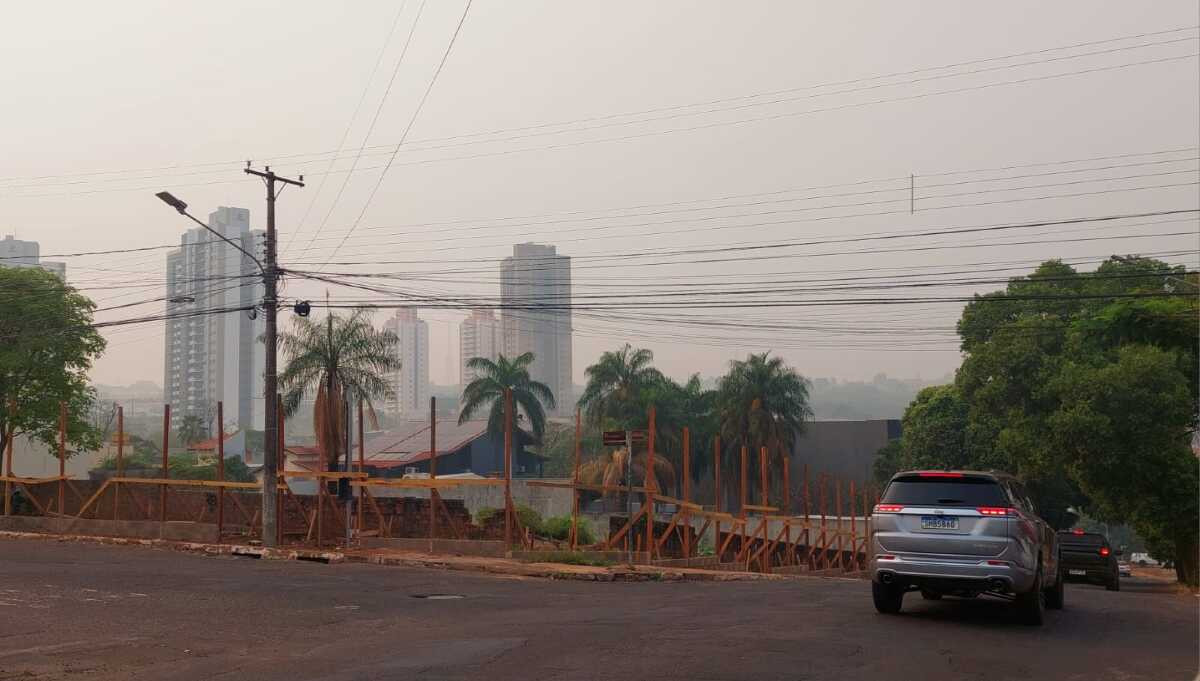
[244,164,304,548]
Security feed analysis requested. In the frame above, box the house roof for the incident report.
[359,420,533,469]
[188,430,239,452]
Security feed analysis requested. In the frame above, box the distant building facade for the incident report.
[163,207,265,433]
[459,308,501,386]
[384,308,430,416]
[500,243,572,413]
[0,234,66,280]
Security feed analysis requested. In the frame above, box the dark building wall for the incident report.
[791,419,901,486]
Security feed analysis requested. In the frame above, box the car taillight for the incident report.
[918,472,964,478]
[976,507,1013,516]
[1100,547,1110,557]
[877,554,896,560]
[873,504,904,513]
[986,560,1010,566]
[1072,528,1085,535]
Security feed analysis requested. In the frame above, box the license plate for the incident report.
[1068,569,1086,576]
[920,516,958,530]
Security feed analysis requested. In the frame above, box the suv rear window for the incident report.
[1058,532,1106,547]
[881,475,1008,507]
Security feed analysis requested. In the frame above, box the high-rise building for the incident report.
[384,308,429,416]
[163,207,265,433]
[500,243,572,414]
[459,308,502,386]
[0,235,67,280]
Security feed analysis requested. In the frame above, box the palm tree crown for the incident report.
[459,353,556,441]
[716,352,812,456]
[277,310,401,470]
[577,344,665,428]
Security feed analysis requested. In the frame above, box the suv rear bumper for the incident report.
[872,554,1037,594]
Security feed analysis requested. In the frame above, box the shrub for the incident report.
[541,515,596,545]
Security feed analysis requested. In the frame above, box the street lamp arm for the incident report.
[155,191,265,274]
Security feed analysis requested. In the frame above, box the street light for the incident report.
[155,192,264,273]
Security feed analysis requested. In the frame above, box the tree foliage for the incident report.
[0,266,106,458]
[885,256,1199,584]
[459,353,556,441]
[278,310,401,470]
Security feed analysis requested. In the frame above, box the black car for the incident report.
[1057,529,1120,591]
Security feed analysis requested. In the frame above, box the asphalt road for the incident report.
[0,539,1195,681]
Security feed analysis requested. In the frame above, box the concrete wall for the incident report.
[792,419,900,486]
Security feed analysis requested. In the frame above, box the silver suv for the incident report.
[870,470,1063,625]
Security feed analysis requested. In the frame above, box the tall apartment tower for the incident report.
[0,235,67,280]
[500,243,572,414]
[459,308,501,386]
[163,207,265,433]
[384,308,429,417]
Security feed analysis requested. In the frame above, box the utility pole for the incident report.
[244,164,304,547]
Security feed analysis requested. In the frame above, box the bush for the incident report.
[475,505,544,536]
[541,515,596,545]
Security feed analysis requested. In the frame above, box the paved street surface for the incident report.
[0,539,1195,680]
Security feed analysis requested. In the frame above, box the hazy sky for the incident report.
[3,1,1197,388]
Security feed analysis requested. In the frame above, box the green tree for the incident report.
[890,256,1198,584]
[458,353,556,441]
[277,310,401,471]
[0,266,106,459]
[716,353,812,454]
[577,344,664,429]
[714,353,811,509]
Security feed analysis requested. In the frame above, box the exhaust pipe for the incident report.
[988,578,1007,591]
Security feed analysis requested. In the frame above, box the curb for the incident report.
[0,530,344,564]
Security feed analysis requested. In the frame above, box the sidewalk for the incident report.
[0,530,793,583]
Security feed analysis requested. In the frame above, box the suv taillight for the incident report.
[1099,547,1110,557]
[873,504,904,513]
[976,507,1014,516]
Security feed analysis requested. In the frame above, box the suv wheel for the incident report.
[872,581,904,614]
[1015,566,1045,625]
[1045,562,1064,610]
[1106,570,1120,592]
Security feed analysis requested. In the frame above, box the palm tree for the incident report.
[459,353,556,441]
[176,414,209,448]
[577,344,664,428]
[716,352,812,507]
[277,310,401,471]
[578,447,676,500]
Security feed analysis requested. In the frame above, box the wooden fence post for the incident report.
[114,406,123,521]
[645,405,656,560]
[504,389,513,549]
[160,404,170,523]
[570,408,581,550]
[357,398,365,537]
[713,435,721,561]
[58,402,66,516]
[682,426,690,558]
[216,402,224,541]
[429,396,437,545]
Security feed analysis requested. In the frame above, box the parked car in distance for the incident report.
[870,470,1062,625]
[1118,562,1132,578]
[1057,529,1120,591]
[1129,552,1160,567]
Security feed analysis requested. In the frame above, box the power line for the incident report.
[312,0,475,269]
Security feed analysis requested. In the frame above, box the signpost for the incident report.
[603,430,646,558]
